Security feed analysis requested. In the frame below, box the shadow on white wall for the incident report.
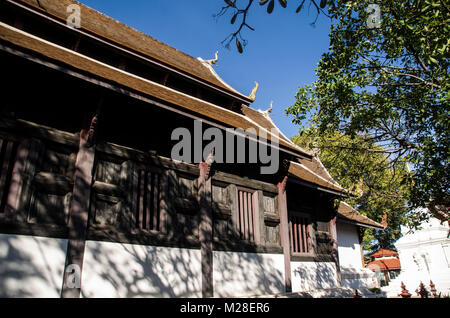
[0,234,67,297]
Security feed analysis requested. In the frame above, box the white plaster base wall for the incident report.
[0,234,68,297]
[291,261,338,292]
[81,240,202,298]
[337,222,363,269]
[340,267,377,290]
[213,251,285,297]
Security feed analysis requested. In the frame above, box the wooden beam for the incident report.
[161,73,169,86]
[72,36,81,52]
[118,57,127,71]
[196,87,202,99]
[198,150,214,297]
[213,171,277,194]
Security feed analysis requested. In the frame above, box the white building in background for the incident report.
[382,214,450,297]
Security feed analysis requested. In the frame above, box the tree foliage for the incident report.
[215,0,328,52]
[286,0,449,215]
[215,0,449,224]
[292,130,410,251]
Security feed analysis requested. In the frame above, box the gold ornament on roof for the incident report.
[249,81,259,101]
[263,101,273,115]
[206,51,219,66]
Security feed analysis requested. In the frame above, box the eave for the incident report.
[0,22,311,160]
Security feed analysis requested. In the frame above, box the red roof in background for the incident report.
[369,248,398,258]
[366,258,401,271]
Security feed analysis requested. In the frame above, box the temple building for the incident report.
[366,249,401,287]
[0,0,383,297]
[382,211,450,297]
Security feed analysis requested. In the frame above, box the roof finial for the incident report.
[262,101,273,117]
[206,51,219,66]
[249,81,259,101]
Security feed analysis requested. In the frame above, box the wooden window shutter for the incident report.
[289,212,313,255]
[235,187,260,244]
[134,166,168,233]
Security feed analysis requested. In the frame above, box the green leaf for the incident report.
[236,37,243,53]
[259,0,269,5]
[231,12,237,24]
[278,0,287,8]
[267,0,275,14]
[429,56,438,64]
[320,0,327,9]
[224,0,235,8]
[296,1,304,13]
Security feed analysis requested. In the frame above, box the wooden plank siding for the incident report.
[0,138,17,214]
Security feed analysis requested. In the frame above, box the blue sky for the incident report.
[78,0,332,139]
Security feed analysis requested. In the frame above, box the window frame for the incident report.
[134,163,167,233]
[234,186,261,244]
[288,210,315,257]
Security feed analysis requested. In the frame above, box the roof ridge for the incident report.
[241,105,313,156]
[338,201,385,229]
[196,56,247,98]
[15,0,248,97]
[292,161,345,191]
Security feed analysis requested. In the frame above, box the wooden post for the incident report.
[330,216,342,287]
[161,73,169,86]
[198,149,214,297]
[278,174,292,293]
[61,109,99,298]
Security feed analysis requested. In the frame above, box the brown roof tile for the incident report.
[337,201,385,229]
[366,258,401,271]
[240,106,310,152]
[369,249,398,258]
[241,106,353,195]
[15,0,251,100]
[0,21,312,159]
[288,161,347,194]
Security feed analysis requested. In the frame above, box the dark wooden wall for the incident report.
[287,183,337,262]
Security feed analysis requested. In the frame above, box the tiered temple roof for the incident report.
[1,0,377,200]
